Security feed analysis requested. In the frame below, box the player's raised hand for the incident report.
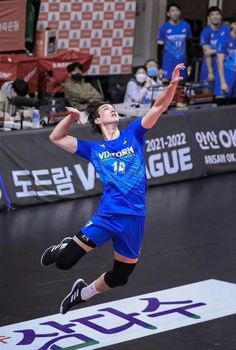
[171,63,185,84]
[66,107,86,125]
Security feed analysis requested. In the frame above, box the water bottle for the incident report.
[143,96,151,109]
[51,99,56,114]
[31,108,40,129]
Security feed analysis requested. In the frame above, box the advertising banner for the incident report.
[1,279,236,349]
[187,106,236,174]
[37,0,136,75]
[0,126,102,210]
[0,116,205,210]
[0,0,27,52]
[144,113,205,186]
[0,107,235,210]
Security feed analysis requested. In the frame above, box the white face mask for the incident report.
[135,73,147,84]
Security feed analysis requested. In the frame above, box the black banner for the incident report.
[187,106,236,174]
[0,126,103,210]
[0,106,236,210]
[144,113,205,186]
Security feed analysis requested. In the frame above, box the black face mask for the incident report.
[71,73,82,82]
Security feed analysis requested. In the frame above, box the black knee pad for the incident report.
[104,260,137,288]
[55,239,87,270]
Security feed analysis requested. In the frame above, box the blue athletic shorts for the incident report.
[81,213,145,259]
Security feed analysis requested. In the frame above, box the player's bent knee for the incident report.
[55,239,87,270]
[104,260,137,288]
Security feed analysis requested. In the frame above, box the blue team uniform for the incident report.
[157,20,192,79]
[75,118,147,259]
[215,31,236,97]
[200,24,229,93]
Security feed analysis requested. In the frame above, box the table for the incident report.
[3,120,33,131]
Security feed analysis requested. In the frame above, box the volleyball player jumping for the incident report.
[41,63,184,314]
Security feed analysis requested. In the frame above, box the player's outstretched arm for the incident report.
[49,107,82,153]
[141,63,185,129]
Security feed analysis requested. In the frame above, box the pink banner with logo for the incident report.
[0,0,27,52]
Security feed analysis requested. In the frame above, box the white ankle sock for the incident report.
[81,281,100,301]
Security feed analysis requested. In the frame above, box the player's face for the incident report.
[167,6,181,22]
[209,11,222,26]
[96,104,119,126]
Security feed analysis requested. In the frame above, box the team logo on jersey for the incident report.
[221,31,226,36]
[167,29,172,33]
[100,144,106,148]
[98,146,134,160]
[182,28,186,32]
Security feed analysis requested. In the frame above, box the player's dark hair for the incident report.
[85,100,108,134]
[207,6,222,16]
[12,79,29,96]
[167,3,181,12]
[67,62,83,73]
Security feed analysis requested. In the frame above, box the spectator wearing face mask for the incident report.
[145,59,162,85]
[64,62,103,111]
[144,59,164,101]
[123,66,154,103]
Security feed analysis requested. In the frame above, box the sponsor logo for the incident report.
[1,279,236,349]
[98,146,134,160]
[167,34,186,41]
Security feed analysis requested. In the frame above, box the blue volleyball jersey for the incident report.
[218,32,236,72]
[157,20,192,79]
[200,24,229,81]
[200,24,229,50]
[76,118,147,216]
